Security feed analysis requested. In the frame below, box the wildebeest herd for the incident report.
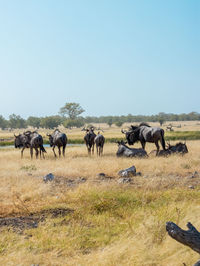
[14,123,188,159]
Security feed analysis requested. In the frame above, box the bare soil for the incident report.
[0,207,73,233]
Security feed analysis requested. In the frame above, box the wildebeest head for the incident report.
[14,134,29,148]
[168,142,188,154]
[116,140,127,156]
[47,134,54,147]
[121,128,138,145]
[14,134,23,148]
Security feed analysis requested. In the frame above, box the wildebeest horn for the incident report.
[121,129,126,134]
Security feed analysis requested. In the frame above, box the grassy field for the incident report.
[1,120,200,146]
[0,139,200,265]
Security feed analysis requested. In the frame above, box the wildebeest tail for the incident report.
[160,129,166,150]
[40,145,47,153]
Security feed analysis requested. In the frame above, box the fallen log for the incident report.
[166,221,200,265]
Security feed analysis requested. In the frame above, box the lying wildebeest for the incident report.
[122,123,166,155]
[14,131,46,159]
[47,129,67,157]
[83,127,96,155]
[94,132,105,156]
[149,142,188,156]
[116,141,147,158]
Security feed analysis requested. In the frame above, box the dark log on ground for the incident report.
[166,222,200,265]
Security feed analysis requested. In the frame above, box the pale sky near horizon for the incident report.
[0,0,199,119]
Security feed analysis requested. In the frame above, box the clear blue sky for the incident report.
[0,0,199,119]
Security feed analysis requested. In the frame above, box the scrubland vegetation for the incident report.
[0,137,200,265]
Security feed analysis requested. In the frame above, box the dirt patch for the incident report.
[53,176,87,187]
[0,216,39,232]
[0,207,73,233]
[36,207,73,218]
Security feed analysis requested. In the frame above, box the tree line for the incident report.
[0,103,200,129]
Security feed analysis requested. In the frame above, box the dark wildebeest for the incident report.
[83,127,96,155]
[116,141,147,158]
[24,131,46,159]
[47,129,67,157]
[14,131,46,159]
[149,142,188,157]
[94,132,105,156]
[14,133,30,158]
[122,123,166,155]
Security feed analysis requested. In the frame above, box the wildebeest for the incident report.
[122,123,166,155]
[47,129,67,157]
[14,133,30,158]
[94,132,105,156]
[116,141,147,158]
[167,142,188,154]
[149,142,188,156]
[15,131,46,159]
[83,127,96,155]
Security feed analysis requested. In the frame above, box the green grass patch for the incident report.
[1,131,200,147]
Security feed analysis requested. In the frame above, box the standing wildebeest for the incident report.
[14,131,46,159]
[121,123,166,155]
[116,141,147,158]
[47,129,67,157]
[94,132,105,156]
[14,133,30,158]
[83,127,96,155]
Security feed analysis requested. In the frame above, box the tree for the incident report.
[63,119,84,128]
[107,118,113,127]
[9,114,26,129]
[158,117,165,126]
[27,116,41,128]
[0,115,8,129]
[115,121,123,127]
[59,102,85,120]
[40,116,63,129]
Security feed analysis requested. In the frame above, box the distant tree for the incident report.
[40,116,63,129]
[107,118,113,127]
[59,102,85,120]
[9,114,26,129]
[115,121,123,127]
[63,119,84,128]
[0,115,8,129]
[157,116,165,126]
[27,116,41,128]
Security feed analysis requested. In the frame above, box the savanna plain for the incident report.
[0,124,200,266]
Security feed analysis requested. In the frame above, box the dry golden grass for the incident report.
[0,140,200,265]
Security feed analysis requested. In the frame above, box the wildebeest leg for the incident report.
[35,148,39,159]
[141,141,146,150]
[52,145,57,157]
[101,145,104,156]
[58,146,61,157]
[155,141,160,155]
[21,146,25,158]
[63,145,65,157]
[88,145,91,156]
[92,143,95,155]
[96,144,99,156]
[30,147,33,159]
[41,149,45,159]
